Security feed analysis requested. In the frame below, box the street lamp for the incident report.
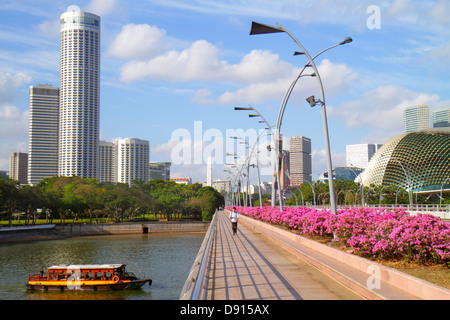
[250,21,352,216]
[235,105,283,211]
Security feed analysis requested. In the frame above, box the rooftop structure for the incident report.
[360,128,450,193]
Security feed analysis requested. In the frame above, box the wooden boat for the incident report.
[26,264,152,291]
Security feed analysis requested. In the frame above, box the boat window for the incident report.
[49,274,57,280]
[104,272,112,280]
[95,272,103,280]
[86,272,94,280]
[58,274,67,280]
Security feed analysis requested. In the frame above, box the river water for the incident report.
[0,232,204,300]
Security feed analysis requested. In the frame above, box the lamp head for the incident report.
[249,21,284,35]
[306,96,317,107]
[339,37,353,45]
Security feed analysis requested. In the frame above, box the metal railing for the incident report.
[179,212,216,300]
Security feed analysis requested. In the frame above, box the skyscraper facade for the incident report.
[99,140,115,183]
[59,7,100,179]
[289,136,312,186]
[433,108,450,128]
[116,138,150,186]
[346,143,382,169]
[403,105,430,133]
[28,84,59,186]
[10,152,28,184]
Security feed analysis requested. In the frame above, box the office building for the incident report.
[58,7,101,179]
[433,108,450,128]
[212,179,231,194]
[289,136,312,185]
[403,105,430,133]
[28,84,59,186]
[99,140,115,183]
[10,152,28,184]
[346,144,382,169]
[116,138,150,186]
[149,162,171,181]
[318,166,364,182]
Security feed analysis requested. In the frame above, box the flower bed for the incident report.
[227,206,450,266]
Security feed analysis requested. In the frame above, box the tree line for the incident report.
[0,177,224,226]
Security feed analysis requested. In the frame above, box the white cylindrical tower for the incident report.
[59,6,100,179]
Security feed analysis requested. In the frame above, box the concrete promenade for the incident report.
[205,211,363,300]
[205,211,450,300]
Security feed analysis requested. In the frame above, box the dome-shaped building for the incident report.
[360,128,450,193]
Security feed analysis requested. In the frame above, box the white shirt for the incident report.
[229,211,239,222]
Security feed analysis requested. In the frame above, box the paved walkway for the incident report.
[205,211,363,300]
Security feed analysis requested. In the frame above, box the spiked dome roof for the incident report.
[360,128,450,193]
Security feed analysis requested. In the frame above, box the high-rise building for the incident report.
[59,6,100,179]
[116,138,150,186]
[10,152,28,184]
[433,108,450,128]
[99,140,115,183]
[28,84,59,186]
[149,162,171,181]
[403,105,430,133]
[346,144,382,169]
[289,136,312,186]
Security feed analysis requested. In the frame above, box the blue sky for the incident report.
[1,0,450,184]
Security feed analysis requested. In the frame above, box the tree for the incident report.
[0,179,21,226]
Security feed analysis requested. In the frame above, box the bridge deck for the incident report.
[205,211,363,300]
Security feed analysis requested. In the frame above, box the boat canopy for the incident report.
[47,264,125,270]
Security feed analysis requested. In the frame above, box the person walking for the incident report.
[229,207,239,235]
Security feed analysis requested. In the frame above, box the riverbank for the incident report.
[0,221,209,243]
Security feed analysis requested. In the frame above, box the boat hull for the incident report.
[26,279,151,291]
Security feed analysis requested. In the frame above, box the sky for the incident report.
[1,0,450,184]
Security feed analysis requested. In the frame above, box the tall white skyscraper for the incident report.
[116,138,150,186]
[59,6,100,179]
[99,140,115,183]
[403,105,430,133]
[346,144,382,169]
[289,136,312,185]
[28,84,59,186]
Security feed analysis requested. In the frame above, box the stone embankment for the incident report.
[0,221,209,243]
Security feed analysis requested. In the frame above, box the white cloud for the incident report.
[36,19,60,38]
[0,105,28,139]
[85,0,121,16]
[119,37,293,85]
[312,148,346,177]
[108,24,169,60]
[327,84,447,144]
[213,59,357,105]
[112,23,358,106]
[0,72,32,141]
[0,72,32,104]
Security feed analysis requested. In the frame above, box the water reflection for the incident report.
[0,233,204,300]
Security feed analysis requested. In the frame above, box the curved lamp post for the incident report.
[249,21,352,215]
[235,105,283,210]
